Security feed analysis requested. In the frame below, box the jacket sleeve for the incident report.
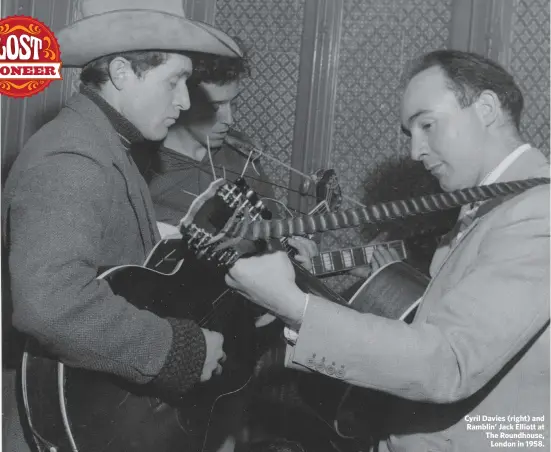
[287,186,550,403]
[6,155,205,398]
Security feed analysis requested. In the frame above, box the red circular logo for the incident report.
[0,15,62,98]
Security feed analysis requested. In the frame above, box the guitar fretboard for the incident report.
[310,240,407,277]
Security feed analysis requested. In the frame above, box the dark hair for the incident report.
[405,49,524,128]
[80,50,172,88]
[361,155,459,272]
[187,38,250,86]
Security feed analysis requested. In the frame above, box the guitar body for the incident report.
[298,261,429,440]
[347,260,428,322]
[22,243,257,451]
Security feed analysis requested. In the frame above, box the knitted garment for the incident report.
[149,318,207,398]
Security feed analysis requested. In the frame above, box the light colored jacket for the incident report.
[287,148,550,452]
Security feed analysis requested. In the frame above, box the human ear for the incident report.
[108,57,132,90]
[474,90,500,126]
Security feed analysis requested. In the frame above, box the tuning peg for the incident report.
[299,178,312,195]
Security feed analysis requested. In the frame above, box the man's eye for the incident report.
[422,122,433,131]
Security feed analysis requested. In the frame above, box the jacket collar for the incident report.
[64,91,161,250]
[80,84,145,150]
[494,147,550,182]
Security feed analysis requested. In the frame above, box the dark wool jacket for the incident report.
[2,88,206,399]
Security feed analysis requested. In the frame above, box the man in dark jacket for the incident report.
[2,1,245,450]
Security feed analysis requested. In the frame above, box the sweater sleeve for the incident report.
[5,155,205,396]
[148,318,206,398]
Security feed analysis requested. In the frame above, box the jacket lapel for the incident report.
[111,150,161,252]
[67,95,160,253]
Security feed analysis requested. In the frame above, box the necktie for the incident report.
[451,201,481,246]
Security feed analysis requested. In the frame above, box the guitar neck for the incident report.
[310,240,407,277]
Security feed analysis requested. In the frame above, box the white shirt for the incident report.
[480,143,532,185]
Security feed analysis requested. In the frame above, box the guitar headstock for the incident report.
[311,169,342,215]
[179,178,269,267]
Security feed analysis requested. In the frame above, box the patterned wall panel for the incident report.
[215,0,305,203]
[323,0,452,292]
[508,0,550,155]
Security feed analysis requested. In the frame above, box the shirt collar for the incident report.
[458,144,531,219]
[479,143,532,186]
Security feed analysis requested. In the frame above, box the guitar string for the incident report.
[197,288,236,326]
[206,136,217,180]
[143,127,362,216]
[146,160,315,216]
[144,151,345,217]
[240,149,254,178]
[227,130,366,208]
[192,163,342,218]
[137,139,317,214]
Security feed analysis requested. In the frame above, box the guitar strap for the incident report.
[234,178,550,240]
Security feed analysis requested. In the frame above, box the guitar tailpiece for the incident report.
[183,179,271,266]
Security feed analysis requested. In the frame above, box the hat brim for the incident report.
[57,10,242,67]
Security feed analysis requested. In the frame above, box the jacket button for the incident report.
[336,368,345,378]
[326,366,335,375]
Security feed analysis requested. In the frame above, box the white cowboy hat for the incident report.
[57,0,242,67]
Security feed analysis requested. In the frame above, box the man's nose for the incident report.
[175,84,191,111]
[219,104,233,125]
[410,133,426,161]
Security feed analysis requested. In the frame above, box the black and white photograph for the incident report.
[1,0,550,451]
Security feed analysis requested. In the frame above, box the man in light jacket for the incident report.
[225,50,550,452]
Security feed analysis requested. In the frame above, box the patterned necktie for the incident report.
[234,178,549,240]
[451,201,482,245]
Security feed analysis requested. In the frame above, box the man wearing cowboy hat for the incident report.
[2,1,250,451]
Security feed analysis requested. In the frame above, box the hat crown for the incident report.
[60,0,242,67]
[81,0,186,18]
